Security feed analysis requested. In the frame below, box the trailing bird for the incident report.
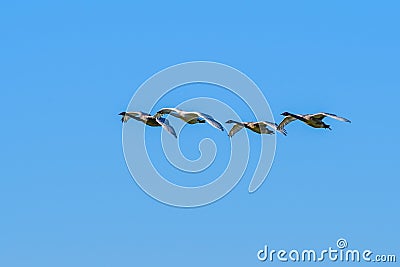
[119,111,177,138]
[278,112,351,131]
[155,108,225,131]
[225,120,287,137]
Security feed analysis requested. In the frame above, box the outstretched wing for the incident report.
[155,108,182,118]
[227,124,244,137]
[120,111,149,122]
[259,121,287,136]
[193,112,225,131]
[313,112,351,123]
[277,116,297,131]
[155,118,177,138]
[256,123,274,135]
[156,108,201,122]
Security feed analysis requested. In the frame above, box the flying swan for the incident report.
[155,108,225,131]
[278,112,351,131]
[225,120,287,137]
[119,111,177,138]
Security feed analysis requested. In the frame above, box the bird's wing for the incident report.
[259,121,287,136]
[126,111,149,117]
[255,123,274,135]
[155,108,178,118]
[156,108,182,114]
[155,107,197,121]
[121,111,149,122]
[277,116,297,131]
[313,112,351,123]
[193,112,225,131]
[155,117,177,138]
[138,112,153,121]
[228,124,244,137]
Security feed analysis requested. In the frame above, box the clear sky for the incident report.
[0,1,399,266]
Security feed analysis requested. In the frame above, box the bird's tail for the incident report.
[277,128,288,136]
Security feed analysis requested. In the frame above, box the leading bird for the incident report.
[277,112,351,131]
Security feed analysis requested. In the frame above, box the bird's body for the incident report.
[184,118,206,124]
[225,120,287,137]
[278,112,351,131]
[119,111,177,138]
[155,108,224,131]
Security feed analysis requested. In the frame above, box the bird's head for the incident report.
[118,112,127,123]
[225,120,234,124]
[280,112,290,116]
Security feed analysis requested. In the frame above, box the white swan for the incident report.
[278,112,351,131]
[155,108,224,131]
[225,120,287,137]
[119,111,177,138]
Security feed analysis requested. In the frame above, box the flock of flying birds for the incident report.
[119,108,351,138]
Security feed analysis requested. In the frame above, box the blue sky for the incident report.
[1,1,399,266]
